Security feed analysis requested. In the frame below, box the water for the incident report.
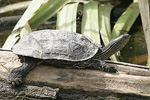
[120,28,148,65]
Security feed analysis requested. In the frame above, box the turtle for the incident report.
[9,29,130,86]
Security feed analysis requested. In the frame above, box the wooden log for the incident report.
[0,81,58,100]
[0,51,58,100]
[0,51,150,99]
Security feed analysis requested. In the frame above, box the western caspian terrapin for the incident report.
[9,30,130,86]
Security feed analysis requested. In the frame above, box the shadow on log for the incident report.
[0,51,150,99]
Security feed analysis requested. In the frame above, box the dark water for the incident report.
[120,28,148,65]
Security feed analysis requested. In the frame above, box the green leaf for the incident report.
[81,1,100,44]
[98,4,118,61]
[111,2,139,38]
[56,2,79,32]
[3,0,45,49]
[29,0,70,29]
[99,4,114,45]
[3,0,70,50]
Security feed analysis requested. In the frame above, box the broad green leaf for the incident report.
[3,0,70,50]
[99,4,114,45]
[3,0,45,49]
[111,2,139,38]
[20,23,32,37]
[29,0,69,29]
[98,4,118,61]
[81,1,100,44]
[56,2,79,32]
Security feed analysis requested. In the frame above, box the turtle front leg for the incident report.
[9,56,40,87]
[73,59,117,73]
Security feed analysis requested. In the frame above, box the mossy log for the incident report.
[0,51,150,99]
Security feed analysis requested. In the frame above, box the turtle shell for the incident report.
[12,30,100,61]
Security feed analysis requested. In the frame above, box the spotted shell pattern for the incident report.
[12,30,100,61]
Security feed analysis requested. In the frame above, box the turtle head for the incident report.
[110,34,131,50]
[100,34,130,60]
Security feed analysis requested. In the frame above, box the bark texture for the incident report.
[0,51,150,99]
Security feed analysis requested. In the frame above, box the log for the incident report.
[0,51,58,100]
[0,81,58,100]
[1,51,150,99]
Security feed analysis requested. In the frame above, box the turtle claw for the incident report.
[11,81,16,86]
[9,78,22,87]
[108,66,118,73]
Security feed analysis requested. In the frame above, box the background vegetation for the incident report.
[0,0,149,66]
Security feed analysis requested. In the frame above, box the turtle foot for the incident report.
[9,78,23,87]
[107,66,118,73]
